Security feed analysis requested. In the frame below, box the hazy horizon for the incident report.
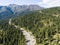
[0,0,60,8]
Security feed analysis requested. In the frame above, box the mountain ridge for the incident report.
[0,4,43,20]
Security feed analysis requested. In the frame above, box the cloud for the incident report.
[42,0,50,3]
[37,0,60,8]
[0,0,60,8]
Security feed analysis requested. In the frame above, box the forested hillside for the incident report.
[0,7,60,45]
[11,7,60,45]
[0,20,26,45]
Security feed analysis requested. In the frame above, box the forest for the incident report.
[0,7,60,45]
[12,7,60,45]
[0,20,26,45]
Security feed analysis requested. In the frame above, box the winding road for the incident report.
[9,19,36,45]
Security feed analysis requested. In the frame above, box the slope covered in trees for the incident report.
[11,7,60,45]
[0,20,26,45]
[0,7,60,45]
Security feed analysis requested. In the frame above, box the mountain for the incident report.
[9,4,43,12]
[0,4,43,20]
[0,6,13,19]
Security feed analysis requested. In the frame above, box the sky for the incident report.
[0,0,60,8]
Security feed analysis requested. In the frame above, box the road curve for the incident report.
[9,19,36,45]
